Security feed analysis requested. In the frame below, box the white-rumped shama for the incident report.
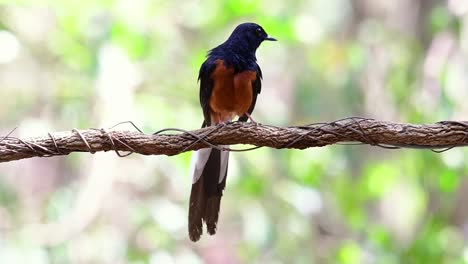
[188,23,276,241]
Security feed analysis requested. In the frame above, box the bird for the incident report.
[188,22,276,241]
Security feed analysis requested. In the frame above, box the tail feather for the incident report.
[188,148,229,241]
[205,197,221,235]
[188,177,205,241]
[205,150,228,235]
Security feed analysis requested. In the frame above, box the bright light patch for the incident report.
[446,56,468,103]
[290,185,322,215]
[0,31,20,64]
[150,251,174,264]
[379,181,425,242]
[449,0,468,16]
[441,148,464,169]
[294,15,324,44]
[151,199,185,233]
[242,202,269,245]
[278,182,323,216]
[463,247,468,263]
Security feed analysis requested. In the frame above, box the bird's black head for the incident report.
[225,22,276,54]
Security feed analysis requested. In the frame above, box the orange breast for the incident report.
[209,59,256,124]
[233,70,256,116]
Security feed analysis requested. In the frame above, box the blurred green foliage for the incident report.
[1,0,468,263]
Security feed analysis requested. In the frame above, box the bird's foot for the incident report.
[217,121,229,127]
[244,113,259,126]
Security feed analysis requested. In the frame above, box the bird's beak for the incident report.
[264,36,277,41]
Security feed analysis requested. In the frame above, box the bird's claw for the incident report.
[244,113,259,126]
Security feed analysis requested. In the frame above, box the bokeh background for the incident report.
[0,0,468,263]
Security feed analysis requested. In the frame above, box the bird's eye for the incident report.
[256,27,262,34]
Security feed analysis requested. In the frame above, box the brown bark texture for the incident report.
[1,118,468,163]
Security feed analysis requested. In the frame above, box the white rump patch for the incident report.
[219,146,229,183]
[189,115,232,184]
[189,148,212,184]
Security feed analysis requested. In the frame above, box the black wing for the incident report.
[198,59,216,127]
[238,64,262,122]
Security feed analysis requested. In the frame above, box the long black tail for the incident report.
[188,148,228,241]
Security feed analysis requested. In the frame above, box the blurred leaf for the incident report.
[368,225,392,249]
[429,6,453,34]
[238,174,265,197]
[438,169,459,193]
[0,181,17,209]
[346,43,365,71]
[111,21,149,59]
[337,241,362,264]
[363,163,399,198]
[225,0,261,16]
